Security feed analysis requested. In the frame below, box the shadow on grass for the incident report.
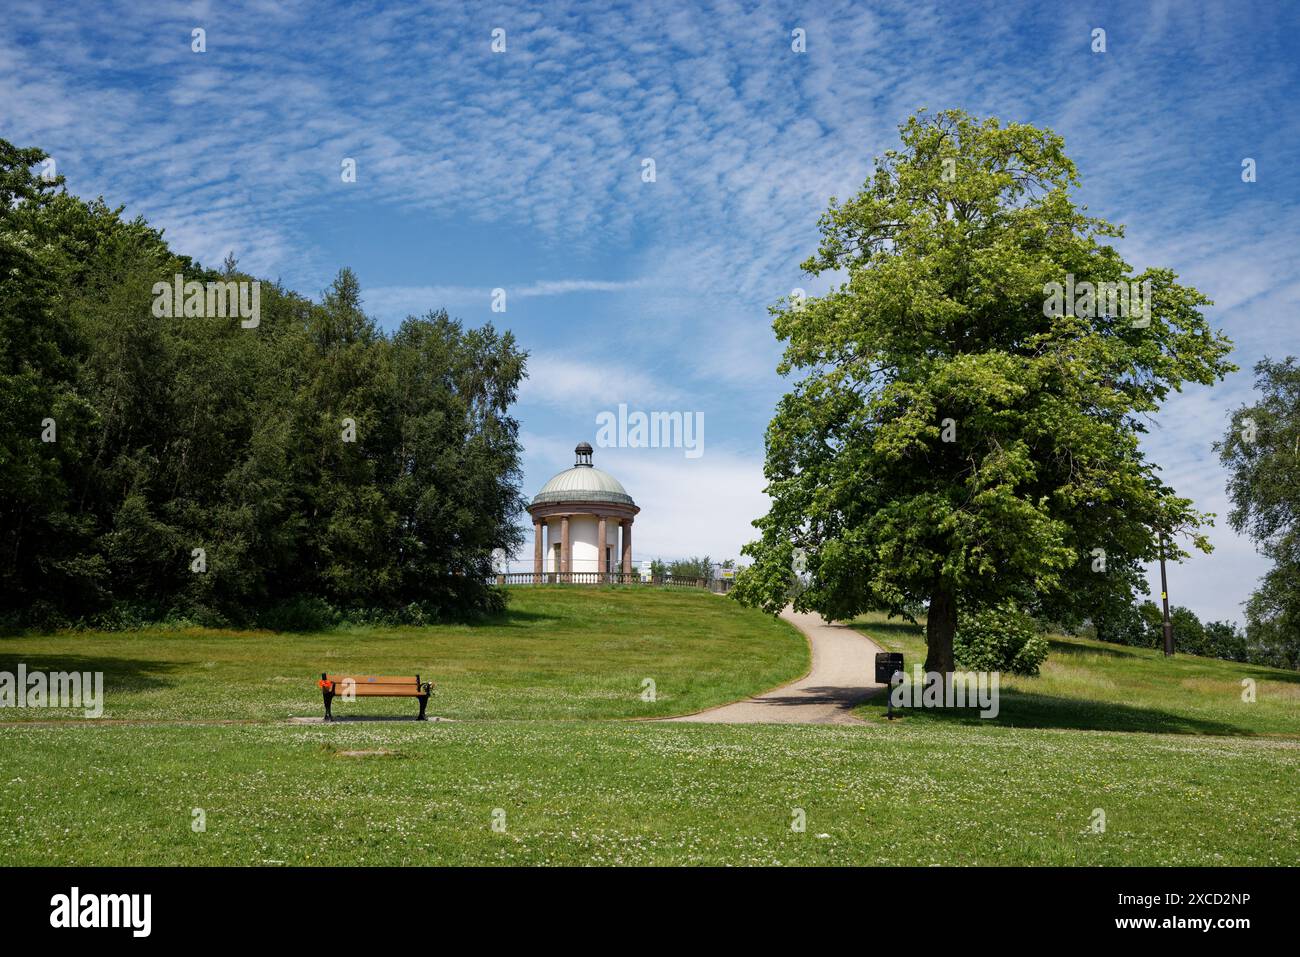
[855,618,923,641]
[870,688,1256,736]
[1045,638,1300,683]
[1240,666,1300,685]
[1046,638,1149,660]
[470,607,566,629]
[0,653,177,696]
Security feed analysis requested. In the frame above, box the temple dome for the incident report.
[531,444,636,507]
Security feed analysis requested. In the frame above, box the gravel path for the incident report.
[664,606,886,725]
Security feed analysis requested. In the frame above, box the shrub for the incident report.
[1092,599,1147,646]
[953,605,1049,676]
[1136,601,1165,647]
[1203,620,1248,662]
[668,556,712,580]
[1170,605,1207,655]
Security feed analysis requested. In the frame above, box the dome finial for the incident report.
[575,441,594,467]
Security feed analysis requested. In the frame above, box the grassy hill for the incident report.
[850,612,1299,737]
[0,588,807,722]
[1,588,1296,866]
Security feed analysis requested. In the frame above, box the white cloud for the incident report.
[518,352,684,410]
[362,278,647,322]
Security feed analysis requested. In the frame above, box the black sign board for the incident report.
[875,652,904,684]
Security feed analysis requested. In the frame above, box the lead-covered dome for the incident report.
[531,443,636,507]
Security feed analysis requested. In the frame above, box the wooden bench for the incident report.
[319,673,433,721]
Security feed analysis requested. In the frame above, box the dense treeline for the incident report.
[1,140,526,628]
[1216,358,1300,669]
[648,555,720,580]
[1090,601,1252,663]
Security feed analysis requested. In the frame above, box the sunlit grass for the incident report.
[0,587,808,723]
[849,611,1300,737]
[2,592,1296,866]
[1,719,1294,866]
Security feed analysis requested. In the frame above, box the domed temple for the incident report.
[528,442,639,578]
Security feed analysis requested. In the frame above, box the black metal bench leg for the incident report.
[323,690,333,722]
[416,694,428,721]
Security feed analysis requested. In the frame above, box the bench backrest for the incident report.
[322,674,423,696]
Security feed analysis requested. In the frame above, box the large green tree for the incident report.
[733,111,1235,674]
[1217,358,1300,669]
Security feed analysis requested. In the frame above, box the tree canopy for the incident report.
[1218,357,1300,669]
[0,138,526,627]
[732,110,1235,674]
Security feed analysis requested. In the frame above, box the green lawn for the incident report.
[1,589,1297,866]
[849,612,1300,737]
[1,719,1295,865]
[0,587,807,722]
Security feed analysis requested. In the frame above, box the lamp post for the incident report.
[1158,529,1174,657]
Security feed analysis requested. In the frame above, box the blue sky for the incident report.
[3,0,1297,623]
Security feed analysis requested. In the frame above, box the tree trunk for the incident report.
[925,581,957,677]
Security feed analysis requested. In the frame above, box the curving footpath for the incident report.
[665,606,886,725]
